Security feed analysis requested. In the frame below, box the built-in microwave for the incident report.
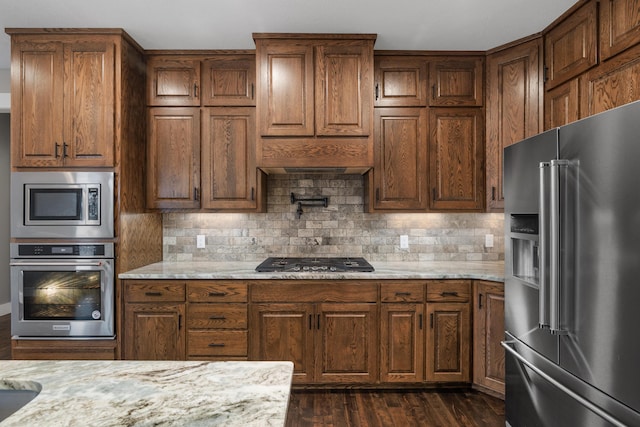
[11,171,114,239]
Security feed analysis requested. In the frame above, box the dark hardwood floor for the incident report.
[0,313,504,426]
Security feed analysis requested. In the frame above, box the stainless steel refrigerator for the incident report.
[504,100,640,427]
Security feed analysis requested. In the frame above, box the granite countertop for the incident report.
[119,260,505,282]
[0,360,293,426]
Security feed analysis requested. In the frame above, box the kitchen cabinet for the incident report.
[123,281,186,360]
[545,77,580,129]
[429,57,484,107]
[366,107,428,211]
[544,0,598,89]
[599,0,640,61]
[9,32,116,167]
[249,281,378,384]
[146,107,201,209]
[580,43,640,117]
[254,33,375,171]
[186,282,249,360]
[374,55,428,107]
[473,280,505,397]
[429,108,484,211]
[147,57,201,106]
[485,37,543,211]
[202,55,256,106]
[11,339,117,360]
[380,282,425,383]
[425,280,471,383]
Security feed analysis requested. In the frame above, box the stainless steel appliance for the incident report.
[11,171,114,239]
[10,242,115,338]
[503,100,640,426]
[256,257,375,272]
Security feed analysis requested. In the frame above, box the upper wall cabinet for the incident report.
[374,56,428,107]
[253,33,376,171]
[8,31,121,168]
[544,0,598,89]
[600,0,640,61]
[147,54,255,107]
[429,57,484,107]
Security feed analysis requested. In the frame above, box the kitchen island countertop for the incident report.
[119,260,504,282]
[0,360,293,426]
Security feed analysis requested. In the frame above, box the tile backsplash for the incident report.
[163,174,504,262]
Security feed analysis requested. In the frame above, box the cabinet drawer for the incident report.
[187,330,247,356]
[380,282,425,302]
[124,281,185,302]
[187,281,248,302]
[426,280,470,302]
[187,304,247,329]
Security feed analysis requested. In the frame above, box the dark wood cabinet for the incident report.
[202,55,256,106]
[147,57,201,106]
[485,38,543,211]
[425,280,471,383]
[473,280,505,397]
[429,108,484,211]
[429,57,484,107]
[544,0,598,89]
[10,34,116,167]
[545,77,580,129]
[374,55,428,107]
[367,107,428,211]
[146,107,201,209]
[600,0,640,61]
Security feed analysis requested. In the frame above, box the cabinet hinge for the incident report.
[543,66,549,83]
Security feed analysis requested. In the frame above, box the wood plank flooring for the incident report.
[0,313,505,426]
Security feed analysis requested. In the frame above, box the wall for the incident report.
[164,174,505,262]
[0,113,10,314]
[0,69,9,113]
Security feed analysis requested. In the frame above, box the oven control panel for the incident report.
[11,243,114,258]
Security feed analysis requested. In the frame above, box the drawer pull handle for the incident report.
[395,292,411,296]
[208,292,227,297]
[209,315,227,320]
[208,343,226,347]
[441,291,459,297]
[145,292,162,296]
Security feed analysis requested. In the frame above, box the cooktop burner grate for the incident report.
[255,257,375,273]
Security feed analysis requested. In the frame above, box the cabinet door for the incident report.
[429,58,484,106]
[147,57,201,106]
[202,56,255,106]
[124,303,185,360]
[370,107,427,210]
[201,107,258,210]
[545,77,580,129]
[600,0,640,61]
[315,42,373,136]
[147,107,201,209]
[486,38,543,211]
[249,303,315,383]
[315,303,378,384]
[473,281,505,396]
[380,303,424,383]
[257,40,315,136]
[429,108,484,211]
[63,40,115,167]
[425,302,471,383]
[374,56,428,107]
[544,0,598,89]
[11,40,64,167]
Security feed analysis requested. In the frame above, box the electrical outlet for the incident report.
[196,234,206,249]
[400,235,409,249]
[485,234,494,248]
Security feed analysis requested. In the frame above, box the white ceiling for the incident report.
[0,0,577,69]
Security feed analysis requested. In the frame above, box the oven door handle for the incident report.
[10,261,106,267]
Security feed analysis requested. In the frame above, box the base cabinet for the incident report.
[11,339,117,360]
[473,280,505,397]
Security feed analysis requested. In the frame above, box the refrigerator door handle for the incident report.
[539,161,551,329]
[501,340,627,427]
[550,159,569,334]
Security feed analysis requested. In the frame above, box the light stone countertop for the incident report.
[119,260,505,282]
[0,360,293,426]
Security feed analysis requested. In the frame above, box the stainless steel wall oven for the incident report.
[10,242,115,338]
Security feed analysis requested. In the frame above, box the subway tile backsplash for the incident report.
[163,174,504,262]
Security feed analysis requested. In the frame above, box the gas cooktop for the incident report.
[255,257,375,273]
